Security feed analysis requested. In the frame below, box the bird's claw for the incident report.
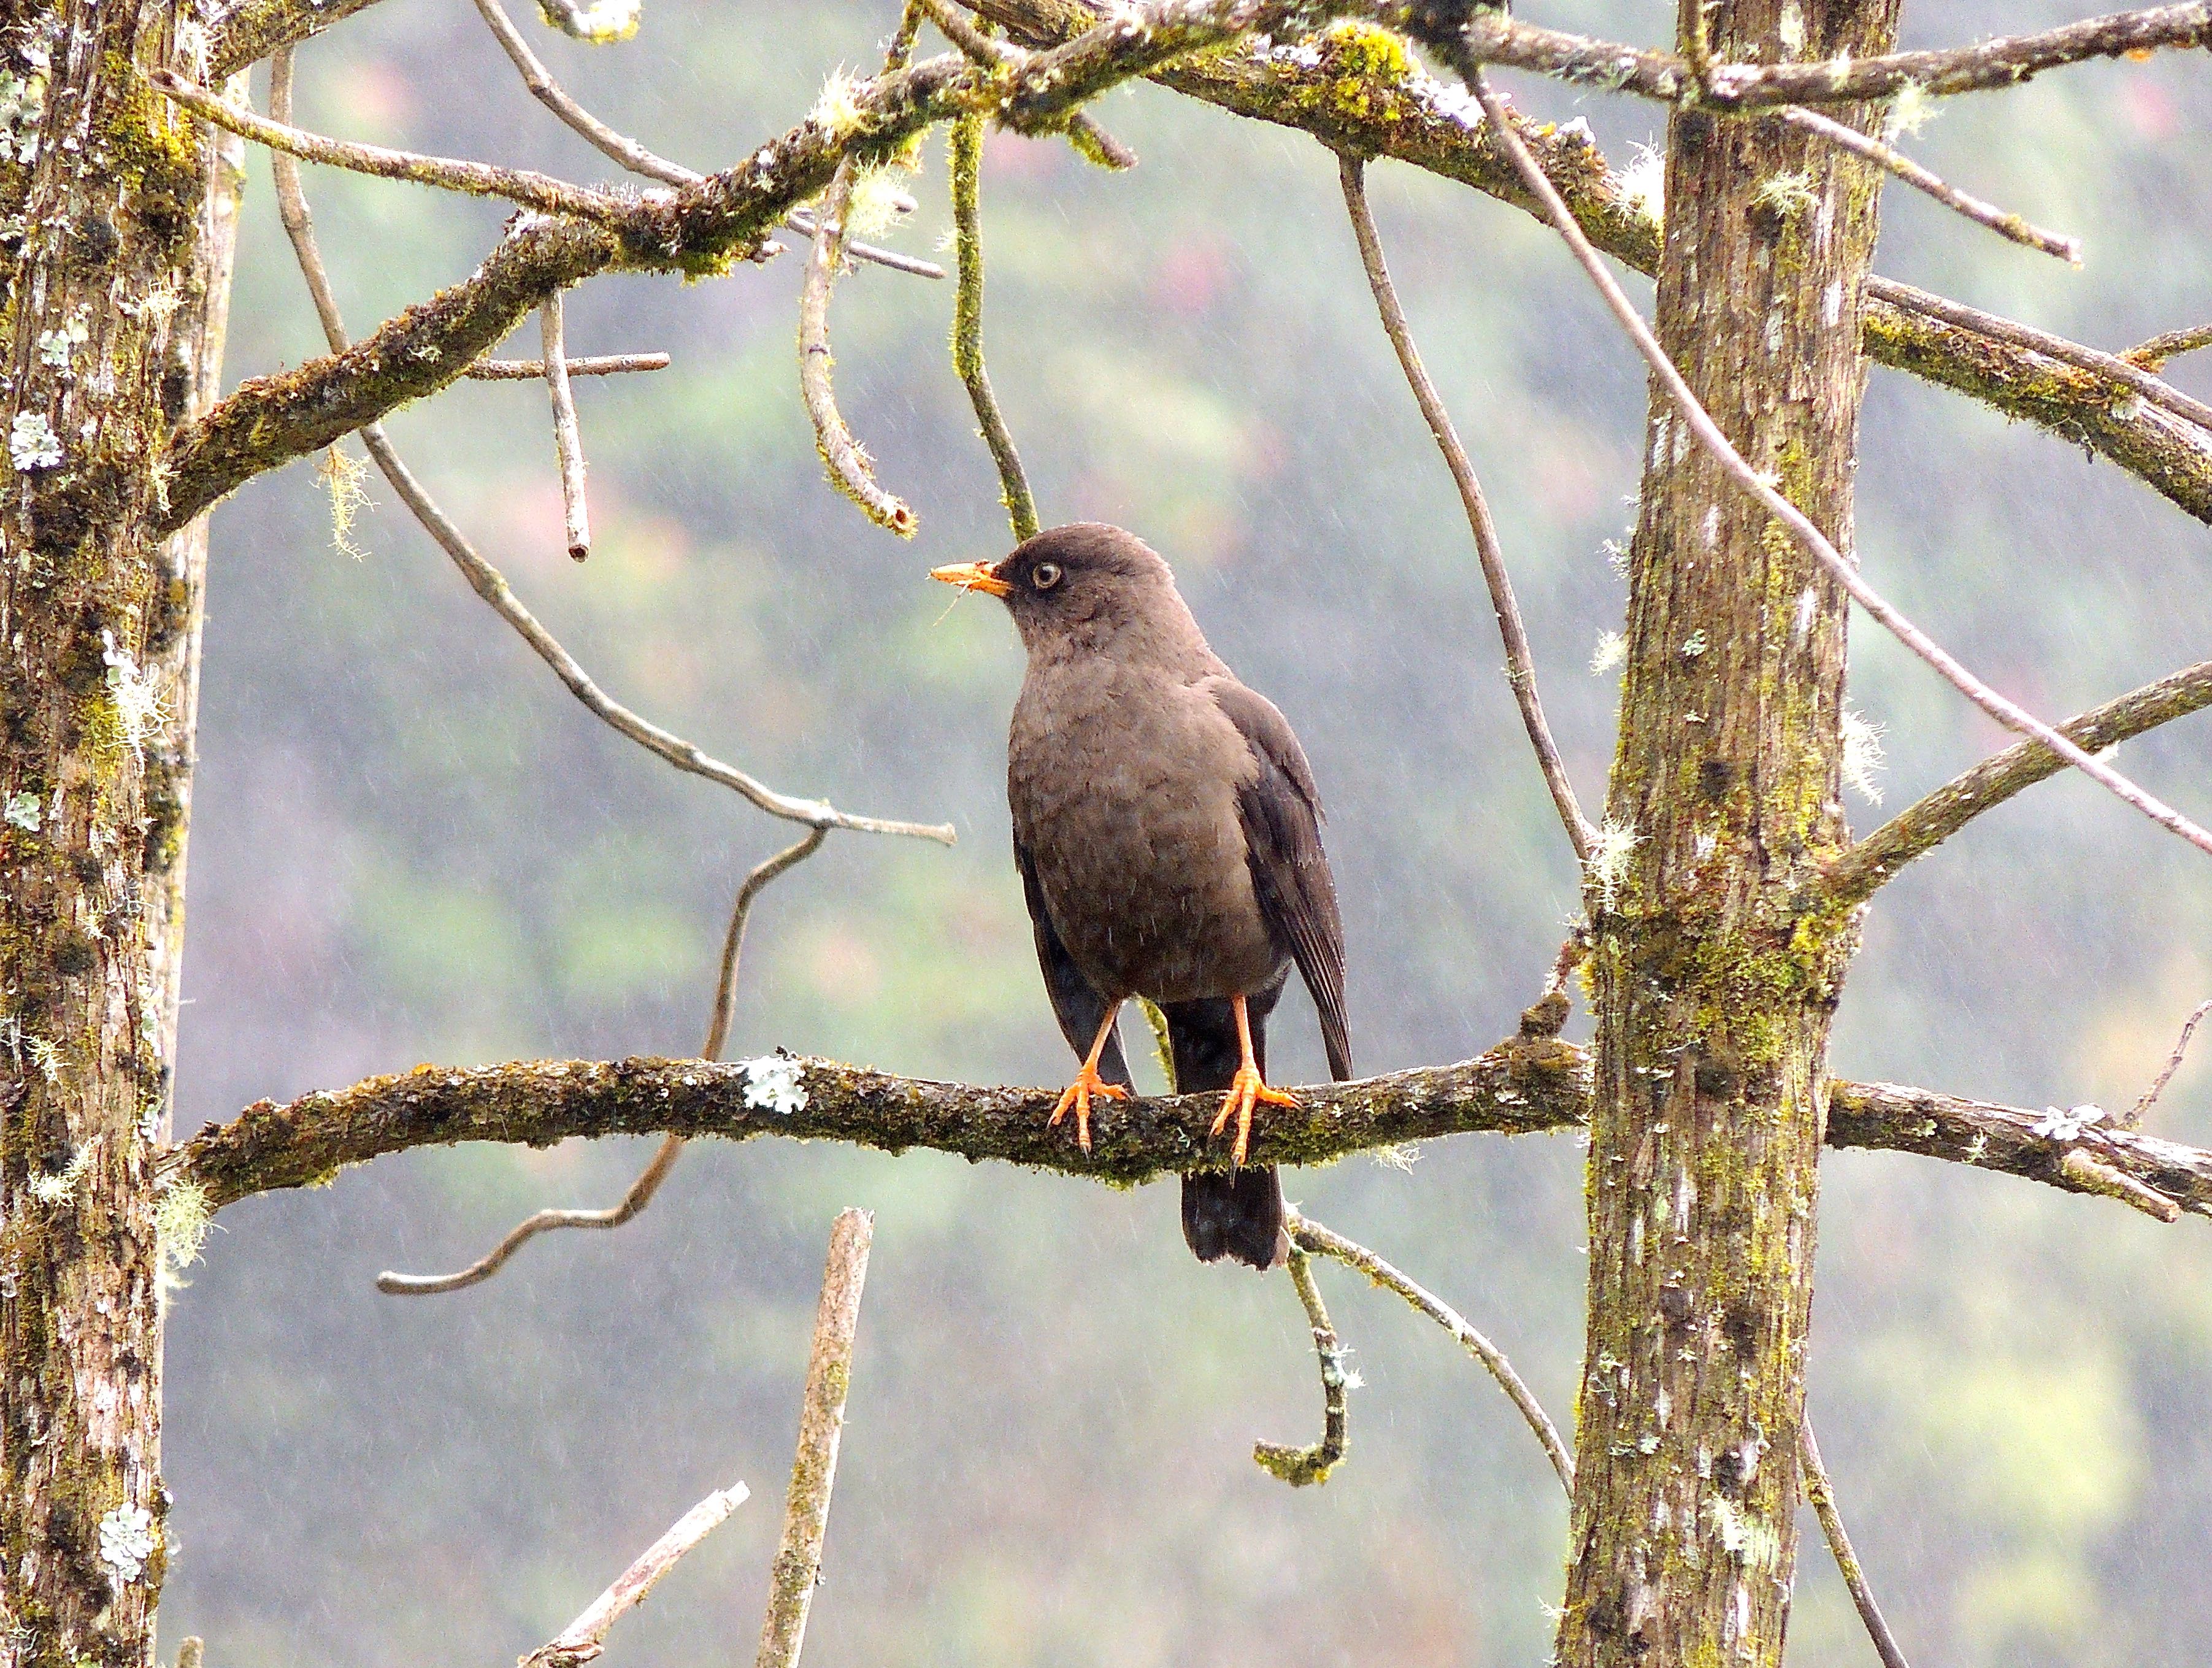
[1210,1067,1299,1169]
[1050,1063,1128,1153]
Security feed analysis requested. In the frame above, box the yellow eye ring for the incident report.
[1032,562,1064,590]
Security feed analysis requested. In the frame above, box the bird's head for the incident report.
[931,522,1204,663]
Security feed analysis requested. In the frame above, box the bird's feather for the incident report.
[1204,678,1353,1081]
[1015,835,1131,1088]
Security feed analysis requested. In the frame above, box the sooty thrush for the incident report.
[932,523,1352,1269]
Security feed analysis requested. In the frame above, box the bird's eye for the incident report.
[1032,562,1063,590]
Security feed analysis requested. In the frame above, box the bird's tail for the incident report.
[1180,1167,1287,1269]
[1159,990,1290,1269]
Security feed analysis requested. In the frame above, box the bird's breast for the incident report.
[1008,663,1283,1002]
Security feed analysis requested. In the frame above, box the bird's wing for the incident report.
[1014,834,1132,1088]
[1203,678,1353,1080]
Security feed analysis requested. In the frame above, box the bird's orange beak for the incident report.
[930,559,1013,599]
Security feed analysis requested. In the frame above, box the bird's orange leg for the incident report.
[1209,993,1299,1169]
[1050,1005,1129,1153]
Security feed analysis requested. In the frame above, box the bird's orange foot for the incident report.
[1210,1068,1299,1169]
[1050,1062,1128,1153]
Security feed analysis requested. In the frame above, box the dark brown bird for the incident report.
[932,523,1351,1269]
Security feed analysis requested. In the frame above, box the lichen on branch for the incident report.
[170,1033,2212,1225]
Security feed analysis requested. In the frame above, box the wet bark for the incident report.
[0,4,240,1662]
[1550,0,1901,1659]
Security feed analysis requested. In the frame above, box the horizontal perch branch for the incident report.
[1396,0,2212,108]
[169,1028,2212,1227]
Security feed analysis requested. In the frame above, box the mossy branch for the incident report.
[1391,0,2212,107]
[169,1032,2212,1224]
[160,1,1334,533]
[976,0,2212,525]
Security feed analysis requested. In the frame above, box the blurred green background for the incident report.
[160,2,2211,1664]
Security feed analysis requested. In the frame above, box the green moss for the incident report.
[1279,21,1421,132]
[98,55,199,198]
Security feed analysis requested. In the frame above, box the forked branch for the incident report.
[1468,71,2212,865]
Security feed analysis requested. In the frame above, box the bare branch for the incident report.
[949,113,1040,543]
[1776,107,2078,265]
[756,1209,874,1668]
[1400,1,2212,107]
[467,353,671,379]
[975,0,2212,526]
[1881,280,2212,438]
[1338,153,1592,864]
[801,159,918,536]
[1800,1419,1913,1668]
[2128,322,2212,372]
[153,69,636,223]
[374,827,829,1295]
[377,1133,686,1296]
[2135,997,2212,1125]
[1469,71,2212,866]
[542,294,593,561]
[1823,659,2212,907]
[523,1483,750,1668]
[1253,1240,1350,1486]
[1292,1212,1573,1491]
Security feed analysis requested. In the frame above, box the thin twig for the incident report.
[2127,321,2212,372]
[1291,1213,1574,1491]
[921,0,1137,169]
[2135,998,2212,1124]
[176,1639,203,1668]
[1253,1242,1350,1486]
[1470,70,2212,867]
[949,112,1040,543]
[1880,280,2212,436]
[376,827,830,1295]
[1824,659,2212,907]
[465,0,942,277]
[521,1483,751,1668]
[1338,153,1592,864]
[542,293,593,561]
[1776,106,2078,265]
[799,157,917,536]
[467,353,671,379]
[756,1209,874,1668]
[155,68,634,223]
[263,80,944,840]
[1800,1419,1913,1668]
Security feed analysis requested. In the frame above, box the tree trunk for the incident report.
[1550,0,1900,1660]
[0,4,240,1662]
